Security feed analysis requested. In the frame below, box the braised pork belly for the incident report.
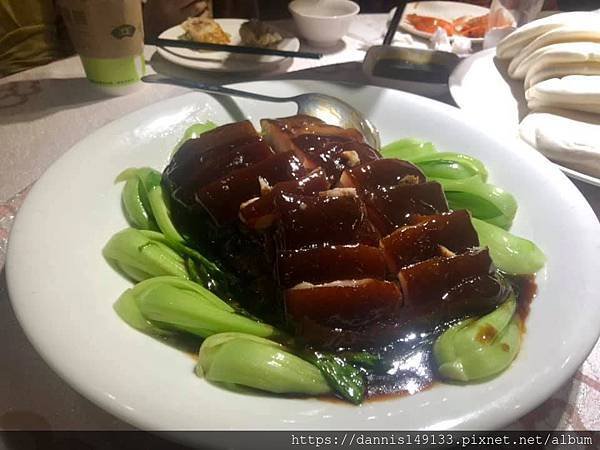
[163,121,270,209]
[196,151,305,225]
[163,116,502,353]
[380,210,479,272]
[285,279,403,329]
[239,168,330,230]
[339,158,426,189]
[277,245,387,288]
[274,191,380,250]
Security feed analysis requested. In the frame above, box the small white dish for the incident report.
[156,18,299,72]
[392,1,489,44]
[289,0,359,47]
[449,48,600,187]
[6,81,600,437]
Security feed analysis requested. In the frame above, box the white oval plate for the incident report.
[449,48,600,188]
[7,81,600,433]
[392,1,489,44]
[157,19,300,72]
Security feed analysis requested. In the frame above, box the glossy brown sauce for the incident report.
[514,274,538,323]
[364,274,537,400]
[160,264,537,402]
[475,324,498,343]
[367,342,437,399]
[163,273,537,401]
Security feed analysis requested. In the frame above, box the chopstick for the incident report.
[149,38,323,60]
[383,1,408,45]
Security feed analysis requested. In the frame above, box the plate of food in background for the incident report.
[390,1,490,43]
[156,18,300,72]
[449,10,600,186]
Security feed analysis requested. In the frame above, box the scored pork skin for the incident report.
[274,191,380,250]
[398,248,493,306]
[261,115,367,176]
[294,137,381,183]
[277,244,387,288]
[295,274,509,350]
[196,151,306,226]
[163,120,271,209]
[339,158,425,190]
[285,279,403,329]
[362,181,449,235]
[381,210,479,272]
[239,168,330,230]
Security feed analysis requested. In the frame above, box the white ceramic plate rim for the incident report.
[449,47,600,188]
[157,18,300,72]
[7,80,600,433]
[394,1,489,43]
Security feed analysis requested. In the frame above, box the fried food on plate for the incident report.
[181,17,230,44]
[239,19,283,48]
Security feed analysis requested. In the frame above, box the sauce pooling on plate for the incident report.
[366,275,536,399]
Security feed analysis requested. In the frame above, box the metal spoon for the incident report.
[142,74,380,149]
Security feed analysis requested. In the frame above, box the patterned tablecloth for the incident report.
[0,14,598,436]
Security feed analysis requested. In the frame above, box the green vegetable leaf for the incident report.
[120,176,155,230]
[135,229,237,301]
[115,168,158,230]
[186,257,207,285]
[103,228,189,281]
[114,288,174,337]
[341,351,381,369]
[309,353,366,405]
[116,165,238,298]
[380,138,437,161]
[433,294,521,382]
[411,152,488,182]
[118,167,184,244]
[116,167,162,231]
[131,276,282,339]
[434,177,518,230]
[381,139,516,228]
[472,217,546,274]
[197,333,331,395]
[147,185,186,245]
[172,121,217,156]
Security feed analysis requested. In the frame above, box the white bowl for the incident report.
[289,0,359,47]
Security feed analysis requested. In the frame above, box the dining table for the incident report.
[0,12,598,442]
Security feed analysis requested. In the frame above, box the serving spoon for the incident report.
[142,74,381,149]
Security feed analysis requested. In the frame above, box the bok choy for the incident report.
[197,333,331,395]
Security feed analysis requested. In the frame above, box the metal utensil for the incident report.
[142,74,380,148]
